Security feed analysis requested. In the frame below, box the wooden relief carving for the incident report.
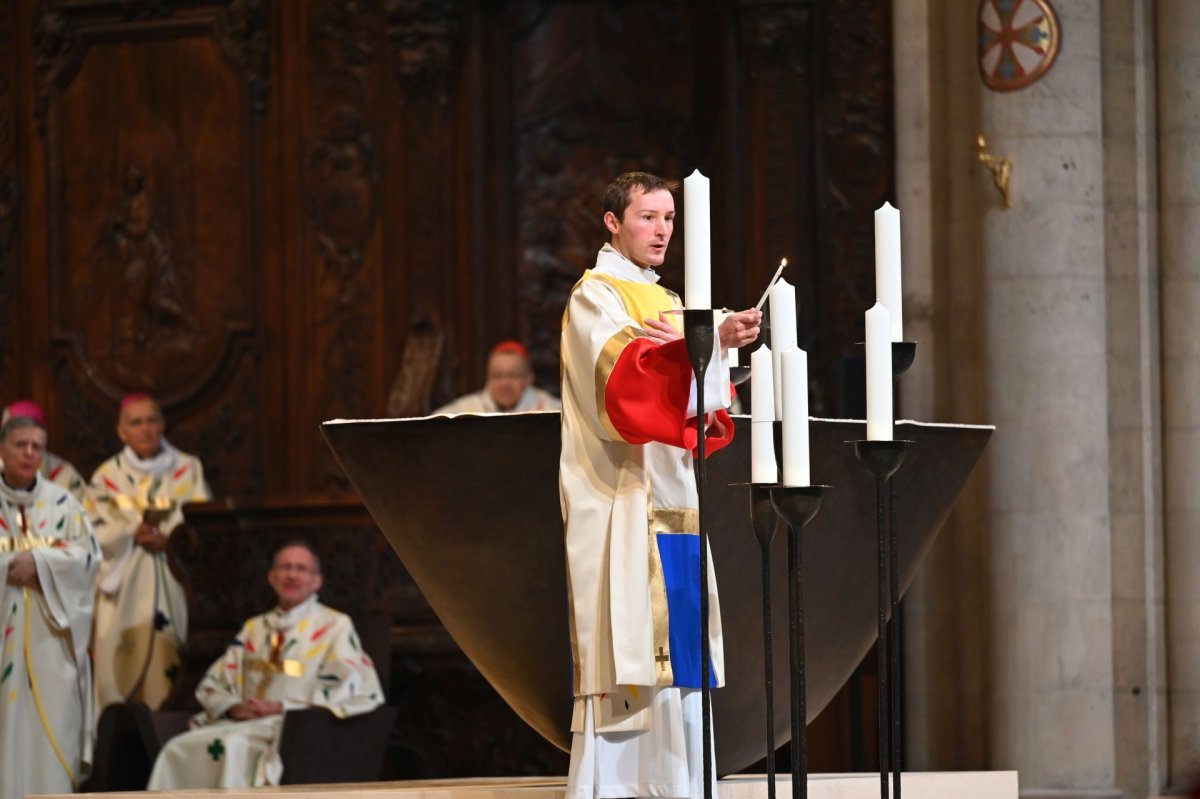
[54,353,118,473]
[187,349,265,498]
[819,0,892,364]
[306,0,382,491]
[507,3,698,381]
[384,0,462,105]
[736,0,815,308]
[28,1,272,496]
[214,0,271,118]
[39,3,264,409]
[0,2,19,406]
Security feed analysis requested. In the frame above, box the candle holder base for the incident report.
[853,440,910,481]
[891,342,918,380]
[768,485,828,531]
[684,309,716,376]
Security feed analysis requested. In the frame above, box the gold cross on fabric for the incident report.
[655,647,670,671]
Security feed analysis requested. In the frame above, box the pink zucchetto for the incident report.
[119,392,155,413]
[2,400,47,427]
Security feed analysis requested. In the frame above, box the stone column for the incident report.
[894,0,991,772]
[1102,2,1168,798]
[977,2,1117,795]
[1159,0,1200,791]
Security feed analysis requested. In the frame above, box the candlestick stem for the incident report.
[769,484,828,799]
[684,308,715,799]
[852,439,910,799]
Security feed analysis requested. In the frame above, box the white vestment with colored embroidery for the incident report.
[146,596,384,789]
[0,477,100,799]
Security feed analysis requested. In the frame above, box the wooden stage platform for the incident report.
[47,771,1018,799]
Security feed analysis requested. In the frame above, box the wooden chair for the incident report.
[386,317,444,417]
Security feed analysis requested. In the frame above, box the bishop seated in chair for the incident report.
[146,540,384,789]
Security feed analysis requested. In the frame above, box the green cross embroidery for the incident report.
[207,738,225,761]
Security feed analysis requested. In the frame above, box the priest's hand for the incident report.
[643,312,683,345]
[230,698,284,720]
[6,552,40,590]
[718,308,762,350]
[135,522,168,553]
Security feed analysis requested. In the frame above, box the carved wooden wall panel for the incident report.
[0,4,20,411]
[28,0,269,494]
[6,0,891,494]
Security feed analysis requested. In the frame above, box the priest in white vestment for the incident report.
[434,339,561,414]
[0,414,101,799]
[88,392,211,711]
[147,541,384,789]
[2,400,89,504]
[560,172,761,799]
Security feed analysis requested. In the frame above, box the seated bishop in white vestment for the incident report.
[0,415,101,799]
[434,339,562,414]
[147,542,384,789]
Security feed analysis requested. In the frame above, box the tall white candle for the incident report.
[866,301,893,440]
[751,345,777,484]
[874,202,903,341]
[684,170,711,309]
[751,345,774,421]
[768,278,797,418]
[781,347,810,486]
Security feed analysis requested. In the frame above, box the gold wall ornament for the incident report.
[976,133,1013,208]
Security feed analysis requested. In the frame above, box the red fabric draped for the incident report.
[603,337,734,458]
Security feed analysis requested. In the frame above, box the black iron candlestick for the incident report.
[853,439,910,799]
[769,484,827,799]
[887,341,916,799]
[748,483,780,799]
[683,308,716,799]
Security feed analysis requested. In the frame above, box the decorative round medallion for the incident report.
[978,0,1061,92]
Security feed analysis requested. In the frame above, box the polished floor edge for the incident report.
[41,770,1019,799]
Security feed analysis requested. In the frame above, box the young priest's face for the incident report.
[604,187,675,269]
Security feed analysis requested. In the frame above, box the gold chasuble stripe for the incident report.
[596,326,647,442]
[25,589,77,789]
[574,270,682,444]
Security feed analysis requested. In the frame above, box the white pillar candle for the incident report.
[751,345,777,484]
[874,201,903,341]
[866,301,893,440]
[781,347,810,486]
[768,278,797,418]
[684,170,711,309]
